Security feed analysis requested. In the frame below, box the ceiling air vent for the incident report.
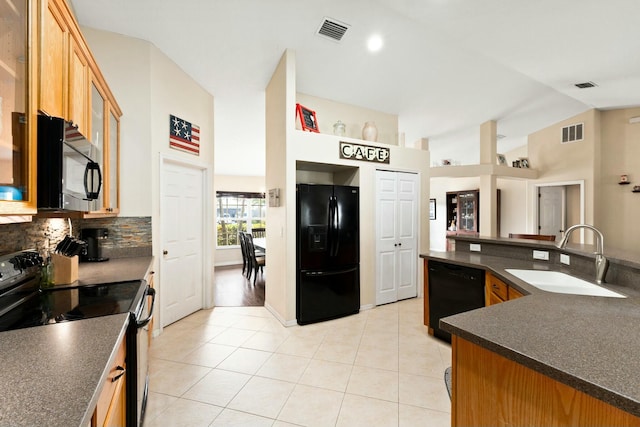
[574,81,597,89]
[316,17,350,42]
[561,123,584,144]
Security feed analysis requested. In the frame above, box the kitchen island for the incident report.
[0,256,153,427]
[422,237,640,426]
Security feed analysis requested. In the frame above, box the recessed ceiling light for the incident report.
[367,34,383,52]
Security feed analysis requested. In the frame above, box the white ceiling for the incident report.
[69,0,640,175]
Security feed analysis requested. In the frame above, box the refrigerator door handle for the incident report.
[304,266,358,277]
[327,197,335,256]
[332,196,340,256]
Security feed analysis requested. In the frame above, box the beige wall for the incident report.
[82,28,216,327]
[429,177,479,251]
[527,109,598,243]
[598,107,640,252]
[266,49,429,326]
[214,175,265,266]
[265,50,294,324]
[469,106,640,252]
[296,93,399,146]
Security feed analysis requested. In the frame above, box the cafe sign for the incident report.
[339,141,390,164]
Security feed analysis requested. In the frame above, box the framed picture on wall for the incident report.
[429,198,436,220]
[296,103,319,133]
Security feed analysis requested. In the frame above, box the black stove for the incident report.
[0,250,145,332]
[0,250,155,426]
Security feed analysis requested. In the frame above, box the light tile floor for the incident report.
[146,297,451,427]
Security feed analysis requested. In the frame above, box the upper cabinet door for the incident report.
[39,0,68,118]
[106,109,120,213]
[0,0,37,215]
[88,78,105,212]
[67,32,88,135]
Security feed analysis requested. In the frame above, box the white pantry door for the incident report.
[375,170,419,305]
[161,160,204,326]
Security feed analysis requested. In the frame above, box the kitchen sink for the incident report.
[504,269,626,298]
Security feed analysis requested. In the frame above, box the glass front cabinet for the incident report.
[0,0,38,215]
[445,189,501,237]
[446,190,479,235]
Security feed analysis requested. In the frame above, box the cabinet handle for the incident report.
[492,284,499,290]
[112,366,126,382]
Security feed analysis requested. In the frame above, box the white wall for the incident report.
[214,174,266,266]
[81,28,216,327]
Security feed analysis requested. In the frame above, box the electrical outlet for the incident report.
[533,250,549,261]
[560,254,571,265]
[470,244,481,252]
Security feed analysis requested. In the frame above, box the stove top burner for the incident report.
[0,250,145,333]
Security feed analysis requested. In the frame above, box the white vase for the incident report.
[362,121,378,142]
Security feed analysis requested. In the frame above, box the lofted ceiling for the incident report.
[69,0,640,175]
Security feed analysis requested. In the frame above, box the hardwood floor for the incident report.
[213,265,265,307]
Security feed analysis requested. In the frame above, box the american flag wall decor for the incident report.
[169,114,200,155]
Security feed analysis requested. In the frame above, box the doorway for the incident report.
[535,181,584,243]
[160,158,207,327]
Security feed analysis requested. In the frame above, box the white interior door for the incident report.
[396,173,418,300]
[375,170,418,305]
[376,171,398,305]
[538,186,565,240]
[161,160,204,327]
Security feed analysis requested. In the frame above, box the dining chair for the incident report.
[245,233,265,284]
[252,227,266,238]
[238,232,249,276]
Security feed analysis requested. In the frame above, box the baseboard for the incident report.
[360,303,375,311]
[264,302,297,327]
[214,261,243,268]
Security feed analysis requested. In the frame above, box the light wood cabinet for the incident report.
[451,336,640,426]
[485,272,525,306]
[35,0,122,218]
[0,0,38,216]
[39,0,68,119]
[106,109,120,213]
[92,335,126,427]
[67,31,88,135]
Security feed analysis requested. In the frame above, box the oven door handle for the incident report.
[136,286,156,328]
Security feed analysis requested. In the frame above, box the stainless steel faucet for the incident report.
[557,224,609,284]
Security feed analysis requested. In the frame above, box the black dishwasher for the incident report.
[428,260,485,343]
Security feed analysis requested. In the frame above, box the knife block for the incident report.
[51,253,79,285]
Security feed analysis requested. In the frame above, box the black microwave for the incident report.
[37,115,102,211]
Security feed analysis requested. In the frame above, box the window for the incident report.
[216,191,266,247]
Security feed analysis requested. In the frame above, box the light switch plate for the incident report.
[560,254,571,265]
[470,244,481,252]
[533,250,549,261]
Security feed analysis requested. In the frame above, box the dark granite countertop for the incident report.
[0,256,154,427]
[420,249,640,416]
[78,256,154,285]
[0,314,129,427]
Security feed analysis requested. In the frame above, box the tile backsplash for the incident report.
[0,217,152,258]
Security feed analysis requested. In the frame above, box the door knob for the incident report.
[163,250,168,255]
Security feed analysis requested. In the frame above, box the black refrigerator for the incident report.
[296,184,360,325]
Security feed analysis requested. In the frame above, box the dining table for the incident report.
[253,237,266,252]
